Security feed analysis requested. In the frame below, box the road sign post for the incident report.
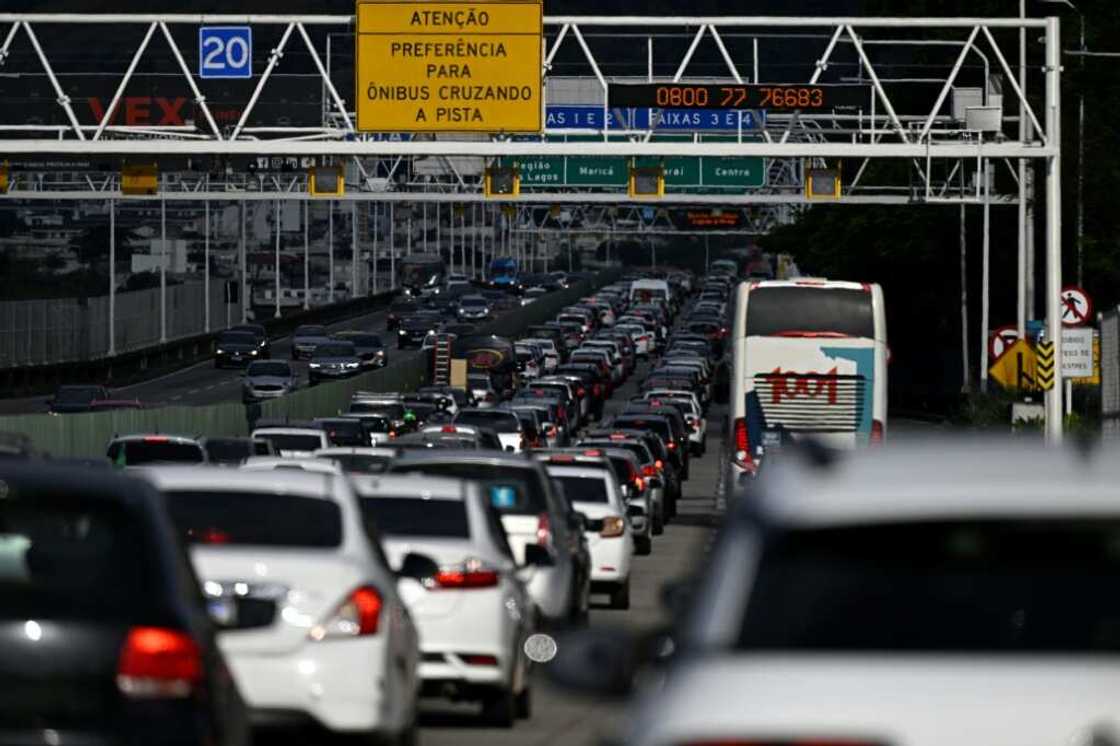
[355,0,543,133]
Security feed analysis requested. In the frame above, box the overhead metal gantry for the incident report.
[0,12,1066,438]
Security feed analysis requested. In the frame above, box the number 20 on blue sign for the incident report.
[199,27,252,79]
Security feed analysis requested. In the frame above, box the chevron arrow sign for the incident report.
[1036,340,1056,391]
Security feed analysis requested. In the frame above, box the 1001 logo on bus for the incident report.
[764,367,839,405]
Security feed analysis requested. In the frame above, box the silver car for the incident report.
[385,451,592,625]
[290,324,331,360]
[242,360,299,403]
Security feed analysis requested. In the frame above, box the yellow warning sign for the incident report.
[356,0,543,134]
[989,338,1038,392]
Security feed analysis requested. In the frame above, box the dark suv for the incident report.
[0,462,250,745]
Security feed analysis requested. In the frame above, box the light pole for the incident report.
[1041,0,1085,286]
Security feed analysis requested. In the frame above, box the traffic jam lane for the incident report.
[412,365,724,746]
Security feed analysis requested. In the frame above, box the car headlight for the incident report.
[398,329,407,335]
[250,349,258,355]
[309,362,321,369]
[345,362,360,369]
[376,350,385,356]
[216,348,225,354]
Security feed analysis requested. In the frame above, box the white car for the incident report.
[453,409,525,453]
[468,374,498,409]
[544,465,634,609]
[520,337,560,372]
[615,323,653,356]
[641,391,707,456]
[144,467,423,742]
[579,340,626,382]
[350,474,536,727]
[313,447,398,474]
[241,456,344,474]
[555,439,1120,746]
[250,427,329,458]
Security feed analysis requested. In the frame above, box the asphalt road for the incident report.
[257,360,725,746]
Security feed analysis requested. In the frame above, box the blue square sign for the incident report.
[199,27,252,80]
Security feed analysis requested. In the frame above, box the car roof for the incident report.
[543,465,614,481]
[391,449,538,467]
[754,439,1120,528]
[349,474,467,501]
[251,427,325,436]
[110,433,199,444]
[140,465,336,497]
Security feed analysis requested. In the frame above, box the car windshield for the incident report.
[317,421,365,447]
[388,463,546,514]
[247,362,290,377]
[358,498,470,538]
[455,411,521,433]
[745,286,874,339]
[55,387,100,404]
[295,326,326,337]
[462,297,487,307]
[468,376,492,390]
[218,332,255,345]
[256,433,322,452]
[166,491,342,548]
[0,497,151,619]
[315,343,355,357]
[552,475,609,503]
[107,440,204,466]
[738,520,1120,653]
[203,440,252,464]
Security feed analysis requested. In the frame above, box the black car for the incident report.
[386,300,417,331]
[0,462,250,745]
[228,324,270,358]
[214,331,260,368]
[397,311,442,349]
[48,384,111,414]
[333,331,388,369]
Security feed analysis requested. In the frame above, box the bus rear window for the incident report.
[745,287,874,339]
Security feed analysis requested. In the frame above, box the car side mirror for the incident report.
[396,552,440,582]
[522,543,554,567]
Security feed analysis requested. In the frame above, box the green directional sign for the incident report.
[566,157,628,187]
[500,152,765,190]
[703,157,766,188]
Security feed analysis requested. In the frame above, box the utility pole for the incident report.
[274,200,281,319]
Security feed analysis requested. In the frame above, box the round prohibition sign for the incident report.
[989,324,1020,361]
[1060,285,1093,327]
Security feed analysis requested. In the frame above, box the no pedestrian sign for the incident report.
[355,0,543,133]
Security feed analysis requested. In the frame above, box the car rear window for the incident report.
[388,463,546,514]
[256,433,323,452]
[203,440,252,464]
[247,362,290,377]
[738,520,1120,653]
[55,387,101,404]
[613,418,673,443]
[0,497,151,619]
[358,498,469,538]
[165,491,342,548]
[454,411,521,433]
[107,440,204,466]
[552,475,609,503]
[317,421,365,447]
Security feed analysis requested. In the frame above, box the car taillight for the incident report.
[461,654,499,666]
[655,459,664,471]
[733,417,756,472]
[667,441,677,451]
[310,586,382,639]
[642,464,658,477]
[600,516,626,538]
[691,420,701,432]
[433,560,500,589]
[116,627,203,699]
[592,383,603,396]
[484,392,496,402]
[536,512,552,547]
[576,387,586,398]
[633,476,646,492]
[871,419,884,444]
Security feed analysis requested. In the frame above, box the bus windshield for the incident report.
[745,287,874,339]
